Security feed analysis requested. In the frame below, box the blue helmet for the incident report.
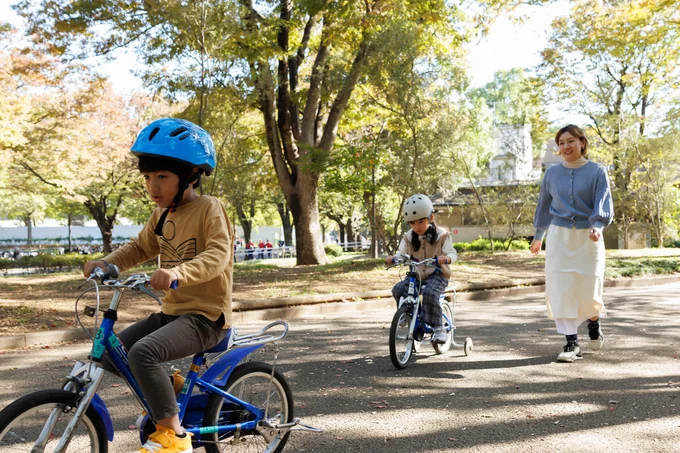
[131,118,216,176]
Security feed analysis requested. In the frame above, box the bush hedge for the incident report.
[453,237,530,252]
[0,253,104,273]
[324,244,344,257]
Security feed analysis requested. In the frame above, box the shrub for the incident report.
[453,237,530,252]
[324,244,343,257]
[0,252,103,273]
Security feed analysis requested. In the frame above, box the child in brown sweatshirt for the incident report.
[84,118,233,453]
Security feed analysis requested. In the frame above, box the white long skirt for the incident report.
[545,225,606,335]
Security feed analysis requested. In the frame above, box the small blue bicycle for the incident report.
[0,265,319,452]
[388,256,473,369]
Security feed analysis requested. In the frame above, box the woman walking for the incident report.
[531,124,614,362]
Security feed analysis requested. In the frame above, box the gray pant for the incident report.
[102,312,225,421]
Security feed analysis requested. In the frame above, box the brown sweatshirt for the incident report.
[103,196,233,328]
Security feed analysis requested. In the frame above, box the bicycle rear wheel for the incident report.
[389,304,415,369]
[0,389,107,453]
[433,302,453,354]
[202,362,294,453]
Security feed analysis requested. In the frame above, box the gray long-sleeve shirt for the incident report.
[533,161,614,240]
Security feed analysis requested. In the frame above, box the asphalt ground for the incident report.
[0,282,679,452]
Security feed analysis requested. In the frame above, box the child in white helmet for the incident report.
[386,194,458,344]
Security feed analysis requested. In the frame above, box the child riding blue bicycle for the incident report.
[386,194,458,345]
[83,117,233,453]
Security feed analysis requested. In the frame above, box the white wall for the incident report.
[0,222,288,246]
[0,225,144,243]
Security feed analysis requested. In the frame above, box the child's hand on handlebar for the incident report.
[149,268,179,291]
[436,255,452,266]
[83,260,108,278]
[385,255,394,265]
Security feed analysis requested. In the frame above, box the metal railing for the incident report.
[235,246,296,262]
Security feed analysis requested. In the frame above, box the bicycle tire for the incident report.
[0,389,108,453]
[389,304,415,369]
[433,302,453,354]
[202,361,294,453]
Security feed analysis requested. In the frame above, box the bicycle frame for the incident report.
[397,259,452,340]
[52,272,291,452]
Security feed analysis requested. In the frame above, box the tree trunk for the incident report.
[251,7,372,265]
[84,197,120,254]
[288,177,327,264]
[338,224,346,245]
[23,216,33,247]
[236,200,255,244]
[275,200,294,246]
[363,190,379,257]
[67,213,73,253]
[346,218,355,250]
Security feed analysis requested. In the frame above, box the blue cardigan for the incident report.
[533,161,614,240]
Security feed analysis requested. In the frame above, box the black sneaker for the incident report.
[588,321,604,352]
[557,344,583,362]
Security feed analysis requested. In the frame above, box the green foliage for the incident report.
[605,258,680,279]
[0,253,103,273]
[453,237,530,252]
[471,68,550,157]
[324,244,343,257]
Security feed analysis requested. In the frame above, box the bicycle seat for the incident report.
[203,328,235,353]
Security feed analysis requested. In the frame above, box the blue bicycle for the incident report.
[388,256,473,369]
[0,265,319,452]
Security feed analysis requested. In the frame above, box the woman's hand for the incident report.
[589,227,602,242]
[530,239,543,255]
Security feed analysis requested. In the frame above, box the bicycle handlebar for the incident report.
[84,266,179,306]
[388,256,438,269]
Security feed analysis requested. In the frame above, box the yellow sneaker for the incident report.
[169,370,185,395]
[133,426,192,453]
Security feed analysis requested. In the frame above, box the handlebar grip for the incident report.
[106,264,119,279]
[170,280,179,289]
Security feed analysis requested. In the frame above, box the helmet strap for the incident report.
[154,179,190,236]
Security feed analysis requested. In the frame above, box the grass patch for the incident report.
[606,258,680,279]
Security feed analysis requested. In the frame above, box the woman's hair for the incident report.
[555,124,589,156]
[410,220,438,251]
[138,155,200,189]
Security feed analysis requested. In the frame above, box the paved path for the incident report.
[1,283,679,452]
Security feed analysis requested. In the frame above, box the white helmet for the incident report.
[403,194,434,222]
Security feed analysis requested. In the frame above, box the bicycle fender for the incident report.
[91,393,114,442]
[201,344,264,387]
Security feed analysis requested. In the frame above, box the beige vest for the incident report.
[403,227,452,280]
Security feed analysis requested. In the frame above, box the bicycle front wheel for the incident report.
[0,389,108,453]
[389,304,415,369]
[202,362,294,453]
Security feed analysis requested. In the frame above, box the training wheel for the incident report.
[464,337,473,356]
